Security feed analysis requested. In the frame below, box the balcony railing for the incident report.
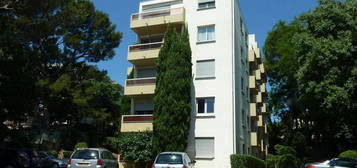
[131,7,184,21]
[129,42,163,52]
[126,77,156,86]
[121,115,153,132]
[122,115,153,123]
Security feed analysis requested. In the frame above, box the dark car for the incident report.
[305,158,357,168]
[22,149,42,168]
[38,151,67,168]
[0,148,31,168]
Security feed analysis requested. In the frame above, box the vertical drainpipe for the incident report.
[231,0,236,154]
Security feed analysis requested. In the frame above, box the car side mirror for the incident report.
[191,160,196,164]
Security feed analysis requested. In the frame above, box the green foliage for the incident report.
[230,154,265,168]
[74,142,88,149]
[118,132,153,163]
[274,145,296,155]
[264,0,357,157]
[103,137,119,153]
[0,0,126,149]
[266,154,278,168]
[276,154,301,168]
[153,26,192,154]
[339,150,357,160]
[266,145,302,168]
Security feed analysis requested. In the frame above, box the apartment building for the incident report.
[248,34,268,158]
[120,0,267,167]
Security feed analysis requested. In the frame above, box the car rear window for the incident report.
[156,154,183,164]
[72,150,99,159]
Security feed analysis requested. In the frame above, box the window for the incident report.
[196,60,215,78]
[195,137,214,158]
[198,0,215,10]
[198,25,215,42]
[197,97,215,114]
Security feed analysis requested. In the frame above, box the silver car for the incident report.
[152,152,195,168]
[67,148,117,168]
[305,158,357,168]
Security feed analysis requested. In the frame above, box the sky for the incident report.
[91,0,318,86]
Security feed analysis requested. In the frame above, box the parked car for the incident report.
[67,148,117,168]
[305,158,357,168]
[38,151,68,168]
[22,149,42,168]
[0,148,31,168]
[152,152,196,168]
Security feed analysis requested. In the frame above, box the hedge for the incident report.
[74,142,88,150]
[339,150,357,160]
[231,154,265,168]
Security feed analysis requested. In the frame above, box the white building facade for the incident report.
[120,0,266,168]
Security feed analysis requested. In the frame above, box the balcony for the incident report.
[124,77,156,96]
[260,63,265,74]
[131,7,185,35]
[260,83,266,94]
[261,103,267,113]
[251,132,258,146]
[250,103,257,118]
[249,76,257,92]
[128,42,163,65]
[121,115,153,132]
[255,69,261,81]
[256,92,263,103]
[258,115,263,127]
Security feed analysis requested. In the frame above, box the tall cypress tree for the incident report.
[153,26,192,154]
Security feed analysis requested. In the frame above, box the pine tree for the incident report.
[153,26,192,154]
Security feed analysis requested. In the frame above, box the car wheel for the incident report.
[51,164,59,168]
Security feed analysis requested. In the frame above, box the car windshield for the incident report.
[156,154,183,164]
[72,150,99,159]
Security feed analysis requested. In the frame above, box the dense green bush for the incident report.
[230,154,265,168]
[339,150,357,160]
[275,144,296,155]
[266,145,302,168]
[266,154,278,168]
[276,154,302,168]
[74,142,88,149]
[118,131,153,163]
[103,137,119,153]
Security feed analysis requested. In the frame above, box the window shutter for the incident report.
[196,60,215,78]
[195,138,214,157]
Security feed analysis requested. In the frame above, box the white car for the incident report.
[305,158,357,168]
[152,152,196,168]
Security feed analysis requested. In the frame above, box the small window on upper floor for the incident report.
[197,25,215,43]
[197,97,215,114]
[198,0,215,10]
[196,59,215,79]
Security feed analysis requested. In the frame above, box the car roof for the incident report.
[159,152,186,155]
[75,148,108,151]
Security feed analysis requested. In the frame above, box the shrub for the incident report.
[276,154,302,168]
[103,137,119,153]
[230,154,265,168]
[266,154,278,168]
[274,144,296,155]
[339,150,357,160]
[74,142,88,150]
[118,131,153,163]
